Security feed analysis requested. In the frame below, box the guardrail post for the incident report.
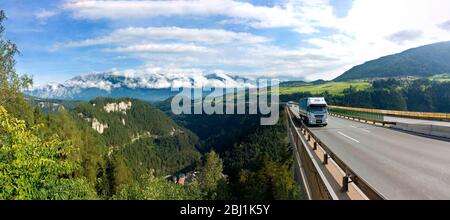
[342,176,349,192]
[313,142,317,150]
[323,153,328,165]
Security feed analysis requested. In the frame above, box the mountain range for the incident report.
[26,71,254,102]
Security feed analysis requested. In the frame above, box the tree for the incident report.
[199,151,224,199]
[0,106,97,200]
[233,159,301,200]
[113,172,203,200]
[405,79,433,112]
[0,10,32,106]
[262,160,301,200]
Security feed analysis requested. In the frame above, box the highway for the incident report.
[290,106,450,200]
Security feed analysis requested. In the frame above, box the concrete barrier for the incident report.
[393,123,450,139]
[329,105,450,122]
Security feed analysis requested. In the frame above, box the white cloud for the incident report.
[56,27,270,49]
[104,43,215,53]
[62,0,335,31]
[35,9,58,20]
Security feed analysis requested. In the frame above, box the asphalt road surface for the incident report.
[291,107,450,199]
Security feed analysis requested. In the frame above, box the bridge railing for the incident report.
[328,108,385,123]
[329,105,450,122]
[286,106,385,200]
[286,107,337,200]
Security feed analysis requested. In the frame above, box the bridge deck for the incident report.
[292,106,450,199]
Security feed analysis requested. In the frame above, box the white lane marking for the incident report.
[350,125,371,133]
[337,131,361,143]
[362,129,371,133]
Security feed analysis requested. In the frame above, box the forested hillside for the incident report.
[158,99,302,200]
[335,41,450,81]
[281,79,450,113]
[74,97,202,178]
[157,98,262,153]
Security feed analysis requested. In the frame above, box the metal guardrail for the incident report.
[329,105,450,122]
[329,108,384,122]
[327,109,395,126]
[286,107,386,200]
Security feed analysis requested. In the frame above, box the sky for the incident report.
[1,0,450,86]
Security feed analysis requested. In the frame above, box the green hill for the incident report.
[335,41,450,81]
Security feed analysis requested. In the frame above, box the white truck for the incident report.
[298,97,328,126]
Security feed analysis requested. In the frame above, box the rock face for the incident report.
[104,101,132,114]
[80,102,132,134]
[88,118,109,134]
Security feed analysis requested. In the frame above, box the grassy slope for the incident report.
[279,81,371,96]
[429,73,450,82]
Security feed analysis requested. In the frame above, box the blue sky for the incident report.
[1,0,449,86]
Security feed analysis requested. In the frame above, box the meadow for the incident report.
[279,81,371,96]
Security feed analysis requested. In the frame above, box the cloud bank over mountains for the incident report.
[26,69,259,100]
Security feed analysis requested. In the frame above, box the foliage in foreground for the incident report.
[0,106,97,200]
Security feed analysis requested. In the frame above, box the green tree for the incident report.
[0,10,32,106]
[262,160,301,200]
[234,159,301,200]
[113,172,203,200]
[0,106,97,200]
[199,151,224,199]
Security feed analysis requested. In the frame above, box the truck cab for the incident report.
[299,97,328,126]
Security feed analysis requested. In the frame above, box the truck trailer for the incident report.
[298,97,328,126]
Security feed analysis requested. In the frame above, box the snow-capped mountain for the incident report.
[26,70,256,102]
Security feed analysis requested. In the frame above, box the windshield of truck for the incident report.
[309,106,327,113]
